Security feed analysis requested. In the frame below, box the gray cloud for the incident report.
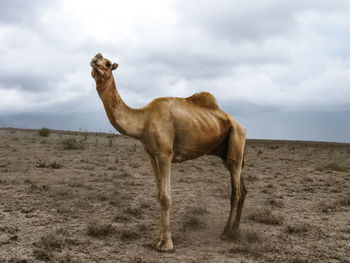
[0,0,350,141]
[174,0,350,42]
[0,0,60,24]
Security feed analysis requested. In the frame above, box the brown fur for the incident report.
[91,53,247,251]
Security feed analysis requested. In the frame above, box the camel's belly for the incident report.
[172,123,230,162]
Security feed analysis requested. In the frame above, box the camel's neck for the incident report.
[97,78,145,139]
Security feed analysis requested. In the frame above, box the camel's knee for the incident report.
[226,158,243,171]
[231,183,247,205]
[230,188,241,205]
[158,193,171,210]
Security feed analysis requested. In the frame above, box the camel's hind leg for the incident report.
[221,125,246,239]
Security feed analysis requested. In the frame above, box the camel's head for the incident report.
[90,53,118,85]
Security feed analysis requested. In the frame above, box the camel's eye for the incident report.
[106,61,111,68]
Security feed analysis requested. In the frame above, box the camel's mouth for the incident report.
[90,53,105,77]
[90,53,103,69]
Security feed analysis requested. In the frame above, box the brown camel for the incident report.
[90,53,247,251]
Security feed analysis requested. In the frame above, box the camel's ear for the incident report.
[112,63,118,70]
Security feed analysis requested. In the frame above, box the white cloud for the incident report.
[0,0,350,117]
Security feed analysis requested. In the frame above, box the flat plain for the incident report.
[0,128,349,262]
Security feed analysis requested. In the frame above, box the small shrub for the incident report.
[316,163,349,173]
[114,214,131,222]
[124,207,143,218]
[33,233,62,261]
[61,137,87,150]
[33,249,51,261]
[243,229,262,244]
[33,230,76,262]
[87,222,115,238]
[8,255,28,263]
[108,137,113,147]
[48,161,62,169]
[266,198,284,208]
[39,128,50,137]
[248,208,283,225]
[229,230,273,257]
[36,160,47,168]
[120,228,140,241]
[182,215,204,231]
[37,160,63,169]
[286,223,310,235]
[338,195,350,206]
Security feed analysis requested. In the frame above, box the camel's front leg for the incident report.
[155,155,173,252]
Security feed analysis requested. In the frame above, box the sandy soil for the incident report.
[0,128,349,263]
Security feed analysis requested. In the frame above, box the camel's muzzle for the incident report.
[90,53,104,68]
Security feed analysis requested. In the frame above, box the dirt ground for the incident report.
[0,128,349,263]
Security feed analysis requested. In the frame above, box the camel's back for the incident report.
[185,92,220,110]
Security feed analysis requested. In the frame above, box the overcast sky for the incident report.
[0,0,350,142]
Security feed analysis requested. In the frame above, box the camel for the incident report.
[90,53,247,251]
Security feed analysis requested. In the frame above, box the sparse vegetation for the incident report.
[120,228,140,241]
[124,207,143,218]
[316,162,349,172]
[87,222,115,238]
[338,195,350,206]
[1,128,350,262]
[36,159,62,169]
[266,198,284,208]
[61,137,87,150]
[248,208,284,225]
[114,214,131,222]
[182,215,204,231]
[39,128,50,137]
[286,223,310,235]
[33,230,76,262]
[229,230,273,257]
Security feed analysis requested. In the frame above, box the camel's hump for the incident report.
[186,92,220,110]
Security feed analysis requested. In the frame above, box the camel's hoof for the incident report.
[221,232,232,240]
[155,238,173,252]
[221,229,238,240]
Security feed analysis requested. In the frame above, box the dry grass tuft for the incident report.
[182,215,204,231]
[266,198,284,208]
[86,222,115,238]
[286,222,310,235]
[36,160,62,169]
[113,214,131,222]
[248,208,284,225]
[229,230,273,257]
[338,195,350,206]
[316,162,349,173]
[120,228,140,241]
[33,229,77,262]
[39,128,50,137]
[182,206,207,231]
[124,207,143,218]
[61,137,87,150]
